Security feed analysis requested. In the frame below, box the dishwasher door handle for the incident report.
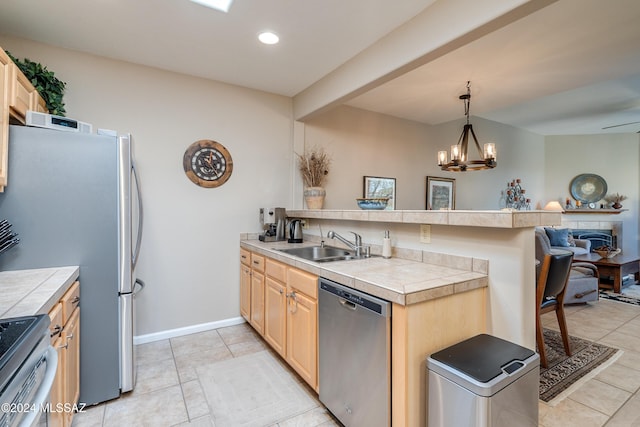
[339,298,357,311]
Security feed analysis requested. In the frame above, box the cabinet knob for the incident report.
[72,296,80,304]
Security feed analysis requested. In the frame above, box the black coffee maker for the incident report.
[259,207,286,242]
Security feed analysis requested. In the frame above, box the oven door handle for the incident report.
[20,346,58,427]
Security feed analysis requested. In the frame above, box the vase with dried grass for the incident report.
[297,146,331,209]
[605,192,627,209]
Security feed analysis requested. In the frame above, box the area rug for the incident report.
[599,289,640,306]
[540,328,621,405]
[600,284,640,305]
[196,350,318,427]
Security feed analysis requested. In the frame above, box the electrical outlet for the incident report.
[301,220,310,229]
[420,224,431,243]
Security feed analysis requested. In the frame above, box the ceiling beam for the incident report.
[292,0,558,122]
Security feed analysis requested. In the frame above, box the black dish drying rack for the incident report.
[0,220,19,255]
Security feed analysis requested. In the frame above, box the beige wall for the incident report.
[300,106,546,211]
[544,133,640,252]
[1,36,293,336]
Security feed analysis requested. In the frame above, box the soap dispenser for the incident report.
[382,230,392,259]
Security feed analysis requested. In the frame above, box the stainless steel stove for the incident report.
[0,315,57,427]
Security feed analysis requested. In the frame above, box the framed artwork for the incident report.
[426,176,455,210]
[363,176,396,210]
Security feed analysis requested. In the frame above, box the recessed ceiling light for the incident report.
[258,32,280,45]
[189,0,233,13]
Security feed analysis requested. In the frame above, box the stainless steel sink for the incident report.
[278,245,357,262]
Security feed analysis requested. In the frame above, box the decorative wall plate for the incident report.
[570,173,607,203]
[183,140,233,188]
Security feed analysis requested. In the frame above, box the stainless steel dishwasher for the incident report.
[318,277,391,427]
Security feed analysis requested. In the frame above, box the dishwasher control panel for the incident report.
[320,279,389,316]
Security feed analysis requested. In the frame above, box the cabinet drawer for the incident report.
[251,254,265,272]
[240,248,251,266]
[48,302,63,344]
[287,268,318,299]
[266,258,287,282]
[61,281,80,324]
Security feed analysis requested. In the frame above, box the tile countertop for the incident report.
[240,239,488,305]
[0,266,79,319]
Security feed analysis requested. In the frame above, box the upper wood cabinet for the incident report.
[0,48,11,191]
[8,63,33,123]
[0,46,49,192]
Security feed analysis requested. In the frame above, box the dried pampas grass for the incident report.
[297,146,331,187]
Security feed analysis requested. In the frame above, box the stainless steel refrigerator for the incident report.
[0,124,144,405]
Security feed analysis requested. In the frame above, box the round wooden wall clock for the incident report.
[183,140,233,188]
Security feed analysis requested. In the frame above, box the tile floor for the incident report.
[71,323,340,427]
[540,298,640,426]
[71,298,640,427]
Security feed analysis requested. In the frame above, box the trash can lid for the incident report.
[429,334,535,383]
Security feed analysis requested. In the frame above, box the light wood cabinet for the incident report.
[0,45,49,192]
[63,308,80,427]
[286,268,318,391]
[239,249,251,321]
[30,90,47,113]
[47,281,80,427]
[8,63,33,124]
[48,303,65,427]
[264,259,287,357]
[249,253,265,335]
[240,249,319,391]
[0,48,11,190]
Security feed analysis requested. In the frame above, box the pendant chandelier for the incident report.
[437,82,496,172]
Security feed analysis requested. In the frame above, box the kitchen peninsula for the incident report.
[241,209,561,426]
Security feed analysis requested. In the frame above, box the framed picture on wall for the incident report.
[363,176,396,210]
[426,176,455,210]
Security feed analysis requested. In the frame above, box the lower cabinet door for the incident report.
[264,277,287,357]
[49,335,66,427]
[286,290,317,390]
[64,308,80,427]
[240,264,251,321]
[250,271,265,335]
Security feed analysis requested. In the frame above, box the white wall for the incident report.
[1,37,293,335]
[545,133,640,252]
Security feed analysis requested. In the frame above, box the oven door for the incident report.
[0,343,58,427]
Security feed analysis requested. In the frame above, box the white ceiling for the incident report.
[1,0,640,135]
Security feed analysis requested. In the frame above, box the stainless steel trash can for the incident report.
[427,334,539,427]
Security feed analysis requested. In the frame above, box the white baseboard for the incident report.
[133,316,246,345]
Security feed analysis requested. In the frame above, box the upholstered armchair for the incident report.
[541,227,591,255]
[535,228,599,304]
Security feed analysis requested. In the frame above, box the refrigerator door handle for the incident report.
[118,134,133,295]
[134,278,145,294]
[132,162,143,269]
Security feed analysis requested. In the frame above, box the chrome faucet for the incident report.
[327,231,368,257]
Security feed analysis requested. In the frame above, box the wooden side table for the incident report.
[573,252,640,293]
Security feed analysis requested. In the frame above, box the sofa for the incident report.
[538,226,591,255]
[535,228,599,304]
